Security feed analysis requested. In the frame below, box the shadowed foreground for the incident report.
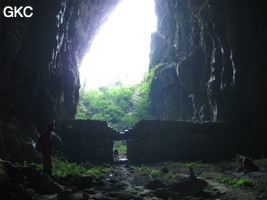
[1,157,266,200]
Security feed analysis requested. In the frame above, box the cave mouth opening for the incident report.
[76,0,157,131]
[113,140,127,162]
[79,0,157,90]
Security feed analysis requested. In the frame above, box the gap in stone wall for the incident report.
[113,140,128,162]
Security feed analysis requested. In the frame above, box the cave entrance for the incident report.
[79,0,157,90]
[76,0,157,131]
[113,140,128,162]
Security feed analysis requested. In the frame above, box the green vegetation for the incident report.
[18,177,38,198]
[255,157,267,167]
[16,161,43,171]
[130,164,181,179]
[228,178,254,186]
[14,159,107,198]
[130,165,161,177]
[76,83,139,131]
[52,159,104,176]
[76,64,163,131]
[217,175,255,187]
[12,162,40,198]
[164,173,180,179]
[201,172,256,187]
[163,161,214,169]
[113,140,127,152]
[17,159,106,177]
[130,165,150,171]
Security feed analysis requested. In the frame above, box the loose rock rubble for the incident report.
[1,158,267,200]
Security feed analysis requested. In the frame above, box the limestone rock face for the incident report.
[1,0,267,162]
[0,0,120,161]
[150,0,267,135]
[1,0,119,130]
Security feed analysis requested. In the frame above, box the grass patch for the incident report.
[200,172,256,187]
[52,159,105,176]
[163,161,214,169]
[228,178,254,187]
[130,165,161,177]
[165,173,180,179]
[16,159,106,177]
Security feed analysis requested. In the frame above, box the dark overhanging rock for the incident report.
[150,0,267,137]
[1,0,121,162]
[1,0,267,164]
[1,0,120,130]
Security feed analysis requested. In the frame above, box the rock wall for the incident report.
[127,120,267,163]
[1,0,267,163]
[55,119,267,163]
[149,0,267,136]
[56,119,119,163]
[54,119,267,163]
[0,0,120,162]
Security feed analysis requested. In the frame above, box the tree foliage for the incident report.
[76,64,162,131]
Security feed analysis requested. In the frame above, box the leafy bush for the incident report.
[113,140,127,152]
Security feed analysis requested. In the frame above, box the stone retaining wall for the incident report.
[56,119,118,163]
[57,119,267,163]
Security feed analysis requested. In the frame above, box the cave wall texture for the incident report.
[0,0,267,162]
[149,0,267,136]
[0,0,120,162]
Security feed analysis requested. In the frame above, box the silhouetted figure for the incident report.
[36,122,54,176]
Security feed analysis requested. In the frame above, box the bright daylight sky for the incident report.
[79,0,157,90]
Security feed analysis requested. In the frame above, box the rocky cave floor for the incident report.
[1,156,267,200]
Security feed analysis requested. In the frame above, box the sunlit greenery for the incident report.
[113,140,127,152]
[76,64,163,131]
